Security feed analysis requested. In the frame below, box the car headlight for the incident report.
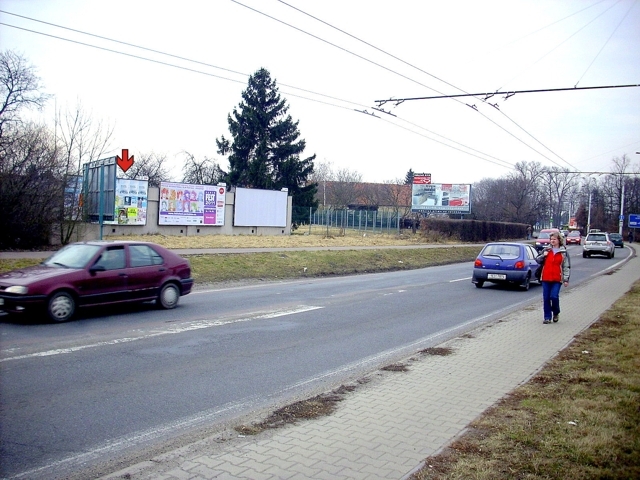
[5,286,28,294]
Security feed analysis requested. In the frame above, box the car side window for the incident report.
[130,245,164,267]
[94,247,126,270]
[526,246,536,259]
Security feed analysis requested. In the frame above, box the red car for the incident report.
[534,228,561,252]
[565,231,582,245]
[0,241,193,322]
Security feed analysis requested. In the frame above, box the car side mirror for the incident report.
[90,265,106,274]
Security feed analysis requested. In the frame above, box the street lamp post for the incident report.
[587,188,592,234]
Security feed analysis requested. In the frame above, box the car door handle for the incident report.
[158,268,166,272]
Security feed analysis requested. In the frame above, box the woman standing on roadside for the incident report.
[537,231,570,324]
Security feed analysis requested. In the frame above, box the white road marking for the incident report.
[450,277,472,282]
[0,306,323,363]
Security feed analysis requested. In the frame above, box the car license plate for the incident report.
[488,274,506,280]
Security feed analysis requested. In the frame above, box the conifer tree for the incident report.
[217,68,317,208]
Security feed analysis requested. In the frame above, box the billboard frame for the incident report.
[411,183,472,214]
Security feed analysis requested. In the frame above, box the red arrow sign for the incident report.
[116,149,134,172]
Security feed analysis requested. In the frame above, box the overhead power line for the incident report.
[0,13,516,172]
[265,0,578,172]
[375,84,640,105]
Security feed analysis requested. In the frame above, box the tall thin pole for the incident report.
[619,182,625,235]
[587,190,592,234]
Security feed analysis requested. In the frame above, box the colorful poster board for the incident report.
[158,182,226,226]
[105,178,149,225]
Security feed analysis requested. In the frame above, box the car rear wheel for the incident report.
[47,291,76,322]
[521,275,531,291]
[158,282,180,309]
[475,281,484,288]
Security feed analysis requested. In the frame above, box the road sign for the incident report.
[629,214,640,228]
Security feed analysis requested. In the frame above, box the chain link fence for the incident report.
[292,206,409,235]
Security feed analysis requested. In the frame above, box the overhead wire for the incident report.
[0,10,363,110]
[0,11,514,171]
[495,0,625,91]
[574,0,638,87]
[267,0,579,171]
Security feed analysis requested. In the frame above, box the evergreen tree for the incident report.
[217,68,317,208]
[404,169,414,185]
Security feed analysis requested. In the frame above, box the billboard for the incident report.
[411,183,471,213]
[84,157,117,222]
[233,187,288,227]
[103,178,149,225]
[158,182,226,226]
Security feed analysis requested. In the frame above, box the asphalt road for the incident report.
[0,245,630,479]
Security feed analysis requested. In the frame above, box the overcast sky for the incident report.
[1,0,639,184]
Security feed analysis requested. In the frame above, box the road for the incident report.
[0,245,630,479]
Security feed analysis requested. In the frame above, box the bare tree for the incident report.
[122,151,173,187]
[309,159,333,207]
[381,178,411,221]
[181,151,226,185]
[541,167,581,228]
[0,122,59,248]
[327,167,362,208]
[0,50,50,140]
[55,103,114,244]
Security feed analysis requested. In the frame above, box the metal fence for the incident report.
[293,207,406,234]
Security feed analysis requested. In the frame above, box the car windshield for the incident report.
[568,231,580,237]
[482,244,520,258]
[538,233,551,239]
[610,234,621,239]
[588,234,607,242]
[43,244,102,268]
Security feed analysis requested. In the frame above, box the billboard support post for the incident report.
[98,165,104,240]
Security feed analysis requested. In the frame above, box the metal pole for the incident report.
[98,164,104,240]
[619,181,625,235]
[587,190,592,234]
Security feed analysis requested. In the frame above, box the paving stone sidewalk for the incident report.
[103,255,640,480]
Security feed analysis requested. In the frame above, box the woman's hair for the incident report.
[550,231,564,246]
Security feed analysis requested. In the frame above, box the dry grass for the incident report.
[411,280,640,480]
[0,233,483,286]
[103,228,432,249]
[235,385,358,436]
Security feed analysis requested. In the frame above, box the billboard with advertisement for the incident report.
[411,183,471,213]
[413,173,431,185]
[104,178,149,225]
[158,182,226,226]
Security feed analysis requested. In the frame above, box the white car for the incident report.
[582,233,615,258]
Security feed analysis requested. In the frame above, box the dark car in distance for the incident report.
[608,233,624,248]
[472,242,540,291]
[0,241,193,322]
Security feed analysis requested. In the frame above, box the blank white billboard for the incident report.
[234,187,288,227]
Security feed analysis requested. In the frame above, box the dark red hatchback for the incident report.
[0,241,193,322]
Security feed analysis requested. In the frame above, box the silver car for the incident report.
[582,232,615,258]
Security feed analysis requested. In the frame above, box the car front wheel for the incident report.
[47,291,76,322]
[158,282,180,309]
